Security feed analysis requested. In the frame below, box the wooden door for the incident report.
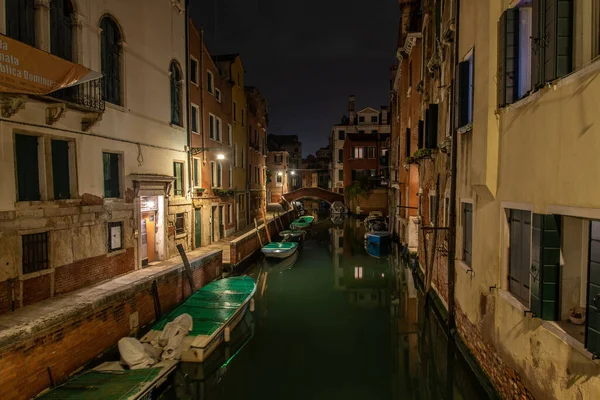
[144,212,156,263]
[194,208,201,248]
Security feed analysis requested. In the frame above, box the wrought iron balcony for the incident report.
[47,77,105,113]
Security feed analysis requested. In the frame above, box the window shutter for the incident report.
[425,104,438,149]
[417,120,424,149]
[544,0,573,82]
[15,134,40,201]
[405,128,411,158]
[531,0,544,89]
[587,221,600,358]
[456,61,470,126]
[51,140,71,200]
[498,8,520,108]
[530,214,561,320]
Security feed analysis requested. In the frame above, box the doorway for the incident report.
[194,208,201,248]
[219,205,225,238]
[141,196,163,267]
[211,206,217,243]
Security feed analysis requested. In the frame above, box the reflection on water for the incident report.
[161,217,490,400]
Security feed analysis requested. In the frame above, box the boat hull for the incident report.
[366,232,391,246]
[261,245,298,259]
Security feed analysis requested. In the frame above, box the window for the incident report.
[22,232,49,274]
[508,209,531,305]
[191,104,199,134]
[242,149,245,167]
[595,2,600,58]
[368,147,376,159]
[228,124,233,145]
[207,70,214,94]
[233,101,238,121]
[50,0,74,61]
[103,152,121,198]
[338,130,345,140]
[108,221,123,252]
[193,158,200,187]
[358,130,365,134]
[429,194,437,226]
[444,196,450,226]
[216,117,222,142]
[586,220,600,355]
[100,16,122,105]
[190,57,199,85]
[462,203,473,266]
[456,51,474,128]
[241,109,245,126]
[209,114,215,139]
[211,162,222,187]
[359,116,365,123]
[352,147,365,159]
[173,162,184,196]
[426,104,439,149]
[175,213,185,235]
[15,134,40,201]
[229,165,233,188]
[6,0,35,46]
[228,204,233,224]
[276,173,282,183]
[371,130,378,134]
[233,144,238,167]
[169,61,183,126]
[405,128,411,158]
[215,88,221,102]
[371,116,378,123]
[338,149,343,163]
[51,140,70,200]
[239,194,245,212]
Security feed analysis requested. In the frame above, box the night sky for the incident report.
[190,0,400,156]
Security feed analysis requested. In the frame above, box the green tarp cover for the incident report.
[37,368,161,400]
[262,242,297,250]
[151,276,255,337]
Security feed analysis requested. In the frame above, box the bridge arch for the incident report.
[282,187,344,205]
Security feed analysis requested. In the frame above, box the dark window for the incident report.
[15,134,40,202]
[359,116,365,122]
[215,88,221,101]
[173,162,183,196]
[587,221,600,357]
[217,162,222,187]
[457,55,474,127]
[51,140,70,200]
[338,169,343,181]
[190,58,199,84]
[418,120,424,149]
[233,102,237,121]
[371,130,378,134]
[371,116,378,123]
[211,162,216,187]
[338,149,343,163]
[193,158,200,187]
[338,130,345,140]
[170,61,183,126]
[103,152,121,198]
[358,130,365,134]
[175,213,185,235]
[191,106,199,133]
[368,147,376,158]
[508,209,532,305]
[107,221,123,252]
[207,71,214,93]
[276,174,282,183]
[209,115,215,139]
[6,0,35,46]
[100,16,122,105]
[22,232,49,274]
[530,214,561,321]
[462,203,473,266]
[50,0,74,61]
[405,128,411,158]
[426,104,439,149]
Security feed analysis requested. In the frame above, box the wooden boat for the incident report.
[330,201,348,215]
[290,215,315,229]
[366,231,391,246]
[141,276,256,363]
[279,229,306,242]
[36,360,178,400]
[261,241,299,259]
[267,251,299,273]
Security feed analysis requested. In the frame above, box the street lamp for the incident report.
[217,153,225,160]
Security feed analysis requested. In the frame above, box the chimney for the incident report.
[348,95,356,124]
[381,106,388,125]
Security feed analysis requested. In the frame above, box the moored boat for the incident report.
[330,201,348,215]
[140,276,256,363]
[261,241,299,259]
[279,229,306,242]
[290,215,315,229]
[366,231,391,246]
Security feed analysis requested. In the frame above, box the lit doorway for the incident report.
[141,196,164,267]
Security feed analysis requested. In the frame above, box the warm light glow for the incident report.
[291,171,296,175]
[277,171,283,176]
[217,154,225,160]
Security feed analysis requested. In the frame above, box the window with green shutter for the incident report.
[103,152,121,198]
[530,214,561,320]
[193,158,200,187]
[498,9,520,107]
[173,162,183,196]
[15,134,40,202]
[587,221,600,358]
[51,140,71,200]
[508,209,532,305]
[462,203,473,266]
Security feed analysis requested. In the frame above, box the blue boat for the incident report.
[366,231,391,246]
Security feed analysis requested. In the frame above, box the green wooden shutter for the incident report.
[15,134,40,201]
[530,214,561,320]
[51,140,71,200]
[531,0,545,89]
[417,120,424,149]
[193,158,200,187]
[544,0,573,81]
[425,104,438,149]
[457,61,470,126]
[587,221,600,358]
[498,8,520,107]
[194,209,202,248]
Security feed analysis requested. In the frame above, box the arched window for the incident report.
[50,0,74,61]
[6,0,35,46]
[170,61,183,126]
[100,16,122,105]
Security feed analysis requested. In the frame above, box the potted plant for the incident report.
[195,188,205,197]
[569,307,586,325]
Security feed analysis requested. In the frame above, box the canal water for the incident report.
[160,216,491,400]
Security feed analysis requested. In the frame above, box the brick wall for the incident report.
[55,248,135,295]
[0,280,18,314]
[0,252,221,400]
[22,274,52,307]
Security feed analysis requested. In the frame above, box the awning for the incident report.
[0,34,102,95]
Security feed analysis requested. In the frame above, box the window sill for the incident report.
[106,102,126,113]
[21,268,53,280]
[107,248,126,257]
[542,321,597,362]
[169,123,186,132]
[175,232,187,240]
[457,123,473,134]
[498,289,529,313]
[456,259,473,274]
[192,130,200,135]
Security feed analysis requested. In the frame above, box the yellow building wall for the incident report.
[229,57,248,226]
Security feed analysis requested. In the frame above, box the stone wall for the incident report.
[0,251,221,400]
[348,188,389,215]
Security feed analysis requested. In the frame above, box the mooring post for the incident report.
[177,244,195,293]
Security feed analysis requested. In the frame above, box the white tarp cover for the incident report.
[118,337,157,370]
[158,314,193,360]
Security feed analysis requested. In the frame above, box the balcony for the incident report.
[47,77,105,113]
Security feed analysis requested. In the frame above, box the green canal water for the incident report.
[161,217,492,400]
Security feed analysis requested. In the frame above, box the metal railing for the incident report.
[48,77,105,112]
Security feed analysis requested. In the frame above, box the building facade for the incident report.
[266,150,290,203]
[267,134,302,190]
[0,0,189,314]
[245,86,268,222]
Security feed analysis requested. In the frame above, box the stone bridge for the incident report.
[282,187,344,205]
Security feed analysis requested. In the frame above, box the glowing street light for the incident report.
[277,171,283,176]
[291,171,296,175]
[217,153,225,160]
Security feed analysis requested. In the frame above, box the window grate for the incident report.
[22,232,49,274]
[175,213,185,235]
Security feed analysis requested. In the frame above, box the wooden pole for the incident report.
[425,175,440,296]
[254,218,264,247]
[262,206,272,243]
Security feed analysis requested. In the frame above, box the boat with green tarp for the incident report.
[140,276,256,363]
[290,215,315,230]
[261,241,299,259]
[35,360,177,400]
